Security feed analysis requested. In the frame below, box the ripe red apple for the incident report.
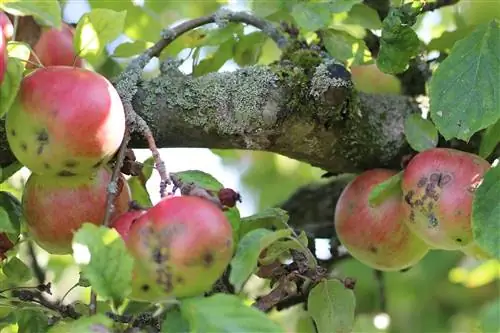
[401,148,490,250]
[334,169,430,271]
[30,23,83,68]
[110,209,147,242]
[5,66,125,176]
[22,166,131,254]
[0,11,13,85]
[0,233,14,260]
[122,195,234,302]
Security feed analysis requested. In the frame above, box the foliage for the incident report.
[0,0,498,333]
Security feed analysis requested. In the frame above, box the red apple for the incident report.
[335,169,430,271]
[122,195,234,302]
[0,233,14,260]
[5,66,125,176]
[0,11,13,85]
[401,148,490,250]
[22,166,131,254]
[30,23,83,68]
[110,209,147,242]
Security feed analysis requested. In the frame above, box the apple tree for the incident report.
[0,0,498,332]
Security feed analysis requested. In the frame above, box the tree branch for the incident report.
[421,0,460,13]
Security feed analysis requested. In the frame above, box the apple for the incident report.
[401,148,490,250]
[350,64,402,95]
[5,66,125,176]
[122,195,234,302]
[110,209,147,242]
[30,23,83,68]
[22,166,131,254]
[0,11,13,85]
[335,169,430,271]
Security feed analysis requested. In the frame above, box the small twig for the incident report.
[11,289,81,319]
[27,241,45,284]
[89,290,98,316]
[421,0,460,13]
[374,269,387,312]
[60,282,79,304]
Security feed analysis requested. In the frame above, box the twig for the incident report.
[421,0,460,13]
[27,241,45,284]
[89,290,98,316]
[11,289,81,319]
[374,269,387,312]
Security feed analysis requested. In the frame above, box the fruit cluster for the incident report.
[1,15,235,301]
[334,148,491,272]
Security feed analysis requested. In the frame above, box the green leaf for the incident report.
[327,0,363,13]
[479,119,500,159]
[47,314,113,333]
[321,29,364,62]
[2,257,32,283]
[6,41,31,65]
[308,279,356,333]
[239,207,290,237]
[234,32,268,67]
[77,272,91,288]
[344,4,382,30]
[173,170,224,191]
[113,40,154,58]
[430,20,500,141]
[479,298,500,333]
[128,177,153,208]
[368,172,403,207]
[427,26,475,52]
[195,23,243,47]
[472,165,500,260]
[225,207,241,245]
[291,2,332,32]
[404,114,439,152]
[74,8,127,59]
[0,190,21,241]
[72,223,134,305]
[193,38,234,77]
[0,57,24,118]
[16,309,50,333]
[0,207,15,234]
[376,5,421,74]
[0,0,61,28]
[161,307,190,333]
[229,228,292,292]
[258,236,305,265]
[180,294,285,332]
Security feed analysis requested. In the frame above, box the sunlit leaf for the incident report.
[404,114,439,152]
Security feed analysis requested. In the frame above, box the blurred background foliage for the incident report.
[1,0,499,332]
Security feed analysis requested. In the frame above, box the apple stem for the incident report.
[374,269,387,312]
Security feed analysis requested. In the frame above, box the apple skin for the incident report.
[334,169,430,271]
[5,66,125,176]
[110,210,147,243]
[401,148,490,250]
[0,11,13,85]
[122,195,234,302]
[0,233,14,261]
[350,64,402,95]
[22,166,131,254]
[30,23,83,68]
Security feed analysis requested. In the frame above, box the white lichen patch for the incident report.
[309,63,352,98]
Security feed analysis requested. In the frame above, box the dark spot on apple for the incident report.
[414,199,424,207]
[438,174,452,187]
[43,163,50,169]
[203,252,214,266]
[36,144,44,155]
[10,129,16,136]
[141,284,150,292]
[404,191,414,206]
[156,269,173,292]
[64,160,78,168]
[176,276,184,284]
[417,177,427,188]
[400,267,412,273]
[92,159,104,168]
[369,246,378,253]
[225,239,232,248]
[20,142,27,151]
[427,201,434,211]
[429,173,440,184]
[57,170,76,177]
[152,248,164,264]
[409,210,415,223]
[428,213,438,228]
[36,129,49,142]
[456,238,462,243]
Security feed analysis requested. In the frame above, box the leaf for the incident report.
[376,6,421,74]
[291,2,331,32]
[195,23,243,47]
[173,170,224,191]
[258,237,305,265]
[0,187,22,240]
[404,114,439,152]
[47,314,113,333]
[113,40,154,58]
[78,272,91,288]
[0,0,61,28]
[193,38,234,77]
[321,29,364,62]
[234,31,268,67]
[6,41,31,65]
[229,228,292,292]
[225,207,241,245]
[2,257,32,283]
[161,307,190,333]
[0,57,24,118]
[472,165,500,259]
[180,294,285,332]
[0,207,15,234]
[367,171,403,208]
[307,279,356,333]
[344,4,382,30]
[327,0,363,13]
[427,26,475,52]
[479,298,500,333]
[74,8,127,59]
[239,207,290,237]
[0,162,22,183]
[16,309,50,333]
[479,119,500,159]
[72,223,134,305]
[429,20,500,141]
